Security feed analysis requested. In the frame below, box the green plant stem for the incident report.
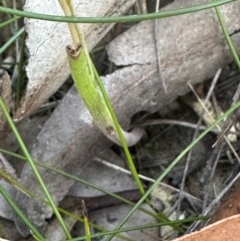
[0,0,236,23]
[0,97,72,240]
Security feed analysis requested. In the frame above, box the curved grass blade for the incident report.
[214,1,240,68]
[0,16,21,28]
[0,0,236,23]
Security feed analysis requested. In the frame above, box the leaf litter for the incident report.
[0,0,240,240]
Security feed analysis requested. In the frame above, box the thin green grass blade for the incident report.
[66,216,208,241]
[0,97,72,239]
[214,3,240,69]
[106,101,240,241]
[0,168,36,198]
[0,185,45,240]
[0,16,21,28]
[0,149,156,220]
[0,0,236,23]
[0,162,132,241]
[58,208,135,241]
[82,201,91,241]
[0,146,188,232]
[0,27,24,55]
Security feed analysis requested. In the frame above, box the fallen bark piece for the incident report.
[209,179,240,224]
[172,214,240,241]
